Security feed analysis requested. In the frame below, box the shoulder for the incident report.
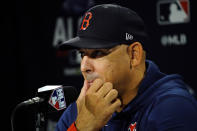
[146,88,197,131]
[153,74,196,104]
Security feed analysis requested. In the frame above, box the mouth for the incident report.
[85,74,100,88]
[86,79,96,89]
[88,80,94,86]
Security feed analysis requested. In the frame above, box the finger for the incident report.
[97,82,113,97]
[109,98,121,113]
[104,89,118,103]
[87,78,104,93]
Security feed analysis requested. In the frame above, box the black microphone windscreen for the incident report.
[63,86,79,106]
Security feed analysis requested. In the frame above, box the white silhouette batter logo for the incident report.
[157,0,190,25]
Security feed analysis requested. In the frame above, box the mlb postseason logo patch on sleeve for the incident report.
[48,87,66,110]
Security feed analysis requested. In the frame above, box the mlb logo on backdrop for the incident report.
[49,87,66,110]
[157,0,190,25]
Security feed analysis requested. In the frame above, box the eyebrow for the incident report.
[78,45,121,52]
[79,49,111,57]
[78,48,111,52]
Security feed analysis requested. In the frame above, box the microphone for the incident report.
[11,85,79,131]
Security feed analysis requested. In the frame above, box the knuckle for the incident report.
[105,109,113,116]
[95,78,103,84]
[111,89,118,96]
[90,79,103,91]
[96,92,102,98]
[85,93,91,99]
[104,82,113,89]
[116,99,121,106]
[86,89,91,95]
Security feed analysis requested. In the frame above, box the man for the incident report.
[55,4,197,131]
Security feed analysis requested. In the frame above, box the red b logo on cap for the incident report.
[80,12,92,30]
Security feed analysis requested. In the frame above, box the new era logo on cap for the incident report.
[126,33,134,41]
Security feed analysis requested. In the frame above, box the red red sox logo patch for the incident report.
[128,122,137,131]
[80,12,92,30]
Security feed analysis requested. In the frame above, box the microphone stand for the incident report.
[11,97,46,131]
[36,112,45,131]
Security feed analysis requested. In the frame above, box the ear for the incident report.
[127,42,143,67]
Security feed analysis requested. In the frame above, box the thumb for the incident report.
[76,80,89,113]
[78,80,89,101]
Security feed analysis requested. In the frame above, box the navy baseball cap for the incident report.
[58,4,148,50]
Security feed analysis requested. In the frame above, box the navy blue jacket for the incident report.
[55,60,197,131]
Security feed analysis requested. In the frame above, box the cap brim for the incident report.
[57,36,119,50]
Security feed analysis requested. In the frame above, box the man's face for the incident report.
[79,44,132,93]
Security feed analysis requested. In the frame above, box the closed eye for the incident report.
[90,50,108,58]
[78,49,111,59]
[78,51,85,58]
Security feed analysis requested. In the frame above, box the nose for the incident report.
[81,56,94,74]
